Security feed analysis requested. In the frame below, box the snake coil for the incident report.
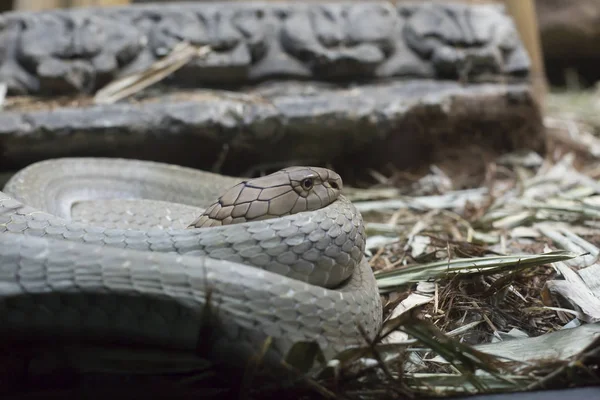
[0,158,382,367]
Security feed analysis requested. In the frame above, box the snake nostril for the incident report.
[330,181,339,189]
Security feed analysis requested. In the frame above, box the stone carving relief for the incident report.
[0,2,531,95]
[16,13,145,94]
[0,20,37,94]
[280,3,397,78]
[144,7,269,83]
[402,3,530,79]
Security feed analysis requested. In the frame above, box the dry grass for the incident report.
[255,88,600,399]
[140,88,600,400]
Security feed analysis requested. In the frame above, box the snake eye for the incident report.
[301,178,313,190]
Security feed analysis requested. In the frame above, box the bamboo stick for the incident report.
[503,0,548,104]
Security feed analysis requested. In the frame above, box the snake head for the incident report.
[189,166,343,228]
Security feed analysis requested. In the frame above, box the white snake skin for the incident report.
[0,158,382,368]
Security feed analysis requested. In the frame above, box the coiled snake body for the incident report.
[0,158,382,367]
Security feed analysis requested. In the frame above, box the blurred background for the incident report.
[1,0,599,96]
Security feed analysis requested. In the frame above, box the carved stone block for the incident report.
[0,2,530,95]
[0,80,544,178]
[0,2,543,178]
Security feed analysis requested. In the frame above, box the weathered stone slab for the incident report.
[0,1,530,95]
[0,80,544,177]
[0,1,543,178]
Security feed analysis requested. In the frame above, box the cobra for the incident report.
[0,158,382,368]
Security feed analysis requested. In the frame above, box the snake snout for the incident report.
[189,166,342,228]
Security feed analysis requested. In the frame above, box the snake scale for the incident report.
[0,158,382,369]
